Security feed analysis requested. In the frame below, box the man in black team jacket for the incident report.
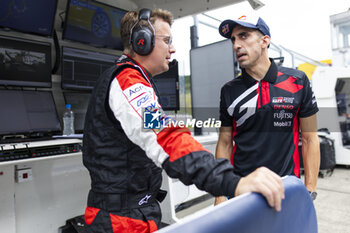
[215,14,320,205]
[83,9,284,233]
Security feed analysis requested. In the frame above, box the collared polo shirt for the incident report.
[220,59,318,177]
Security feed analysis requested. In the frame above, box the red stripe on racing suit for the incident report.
[110,214,157,233]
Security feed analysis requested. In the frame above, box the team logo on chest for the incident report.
[272,97,294,104]
[227,83,259,126]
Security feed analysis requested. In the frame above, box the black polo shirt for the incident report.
[219,59,318,177]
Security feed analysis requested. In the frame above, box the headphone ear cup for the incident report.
[131,27,154,56]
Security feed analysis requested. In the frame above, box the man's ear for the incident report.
[261,35,271,49]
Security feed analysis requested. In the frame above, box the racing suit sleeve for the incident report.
[108,67,240,197]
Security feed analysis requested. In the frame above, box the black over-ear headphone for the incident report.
[130,8,155,56]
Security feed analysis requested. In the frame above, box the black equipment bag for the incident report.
[298,131,336,176]
[319,135,336,170]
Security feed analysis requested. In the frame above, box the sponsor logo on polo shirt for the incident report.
[272,97,294,104]
[273,110,294,120]
[227,83,259,127]
[274,121,292,127]
[273,104,294,110]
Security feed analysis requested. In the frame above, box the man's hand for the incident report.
[214,196,228,206]
[235,167,285,211]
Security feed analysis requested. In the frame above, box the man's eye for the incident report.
[155,35,172,45]
[165,37,172,45]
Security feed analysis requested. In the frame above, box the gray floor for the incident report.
[175,166,350,233]
[310,166,350,233]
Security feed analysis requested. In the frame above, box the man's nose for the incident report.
[169,44,176,54]
[233,41,241,51]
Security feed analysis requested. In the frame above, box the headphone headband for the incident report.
[138,8,151,20]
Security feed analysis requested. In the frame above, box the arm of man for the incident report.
[215,126,234,205]
[109,68,240,197]
[300,114,320,192]
[214,128,285,210]
[110,69,284,211]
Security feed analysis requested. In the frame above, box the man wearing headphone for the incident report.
[83,8,284,233]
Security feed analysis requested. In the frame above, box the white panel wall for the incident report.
[0,154,90,233]
[0,165,16,233]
